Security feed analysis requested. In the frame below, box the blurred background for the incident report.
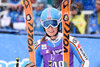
[0,0,100,67]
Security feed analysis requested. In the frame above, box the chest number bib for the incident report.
[49,61,63,67]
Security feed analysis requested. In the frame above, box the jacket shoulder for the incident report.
[69,36,79,45]
[34,39,41,48]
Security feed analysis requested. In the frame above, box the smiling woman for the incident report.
[45,26,58,40]
[40,8,61,38]
[25,7,89,67]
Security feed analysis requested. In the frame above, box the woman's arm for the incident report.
[25,39,43,67]
[35,45,43,67]
[70,36,89,67]
[35,39,43,67]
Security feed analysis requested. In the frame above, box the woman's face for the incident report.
[45,26,58,37]
[96,0,100,11]
[71,9,77,16]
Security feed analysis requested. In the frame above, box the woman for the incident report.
[70,3,87,34]
[26,7,89,67]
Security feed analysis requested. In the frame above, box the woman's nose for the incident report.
[48,26,53,29]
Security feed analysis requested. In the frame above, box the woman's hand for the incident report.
[25,62,36,67]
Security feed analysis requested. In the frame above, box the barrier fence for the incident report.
[0,31,100,67]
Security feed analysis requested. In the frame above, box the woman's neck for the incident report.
[50,35,58,40]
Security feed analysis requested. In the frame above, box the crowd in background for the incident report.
[0,0,100,34]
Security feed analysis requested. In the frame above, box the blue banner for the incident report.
[9,0,20,4]
[82,0,95,10]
